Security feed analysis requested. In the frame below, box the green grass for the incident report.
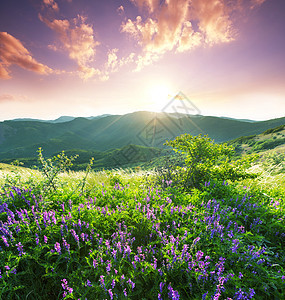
[0,155,284,299]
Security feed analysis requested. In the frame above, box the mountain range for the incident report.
[1,111,285,168]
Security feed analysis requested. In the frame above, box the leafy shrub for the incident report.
[155,134,257,190]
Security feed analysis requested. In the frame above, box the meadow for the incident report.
[0,135,284,299]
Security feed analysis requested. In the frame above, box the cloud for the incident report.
[122,0,267,71]
[190,0,234,44]
[0,32,53,79]
[0,94,15,102]
[129,0,160,13]
[39,14,100,79]
[250,0,266,9]
[0,63,11,79]
[0,94,31,103]
[176,21,203,53]
[42,0,59,12]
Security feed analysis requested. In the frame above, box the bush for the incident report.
[155,134,257,190]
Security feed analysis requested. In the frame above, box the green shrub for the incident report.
[156,134,257,190]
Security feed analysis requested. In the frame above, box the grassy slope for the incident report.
[229,124,285,156]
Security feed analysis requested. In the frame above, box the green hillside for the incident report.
[229,124,285,155]
[1,112,285,164]
[0,145,166,170]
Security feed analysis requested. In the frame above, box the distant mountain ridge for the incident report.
[0,112,285,162]
[10,114,112,123]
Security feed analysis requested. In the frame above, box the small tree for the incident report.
[165,134,234,189]
[162,133,259,191]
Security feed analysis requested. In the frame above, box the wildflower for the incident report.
[61,279,73,298]
[108,289,114,300]
[54,242,61,254]
[127,279,135,290]
[100,275,105,288]
[106,262,112,273]
[123,288,127,297]
[193,237,201,245]
[1,236,9,247]
[35,234,39,246]
[16,242,25,256]
[44,235,48,243]
[249,288,255,298]
[159,282,165,293]
[111,279,116,289]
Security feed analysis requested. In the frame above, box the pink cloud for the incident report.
[122,0,267,71]
[42,0,59,12]
[39,13,100,80]
[130,0,160,13]
[191,0,234,44]
[0,32,53,79]
[250,0,266,9]
[177,21,202,53]
[0,94,15,102]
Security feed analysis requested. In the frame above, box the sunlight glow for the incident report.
[147,84,174,111]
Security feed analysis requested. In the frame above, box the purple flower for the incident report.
[111,279,116,289]
[168,284,180,300]
[61,279,73,298]
[249,288,255,298]
[86,279,92,287]
[123,288,127,297]
[54,242,61,254]
[100,275,105,288]
[108,289,114,300]
[1,236,9,247]
[193,237,201,245]
[16,242,25,256]
[44,235,48,243]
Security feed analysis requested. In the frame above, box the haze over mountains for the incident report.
[0,111,285,167]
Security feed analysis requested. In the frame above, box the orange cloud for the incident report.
[43,0,59,12]
[0,94,15,102]
[123,0,267,71]
[177,21,202,53]
[191,0,234,44]
[39,13,100,80]
[0,32,53,79]
[130,0,160,13]
[0,63,11,79]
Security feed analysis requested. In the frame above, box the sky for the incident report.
[0,0,285,121]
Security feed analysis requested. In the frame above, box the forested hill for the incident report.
[0,112,285,160]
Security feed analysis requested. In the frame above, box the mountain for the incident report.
[10,114,112,124]
[1,112,285,163]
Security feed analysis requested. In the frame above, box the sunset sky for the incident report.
[0,0,284,121]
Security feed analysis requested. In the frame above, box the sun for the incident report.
[147,84,174,111]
